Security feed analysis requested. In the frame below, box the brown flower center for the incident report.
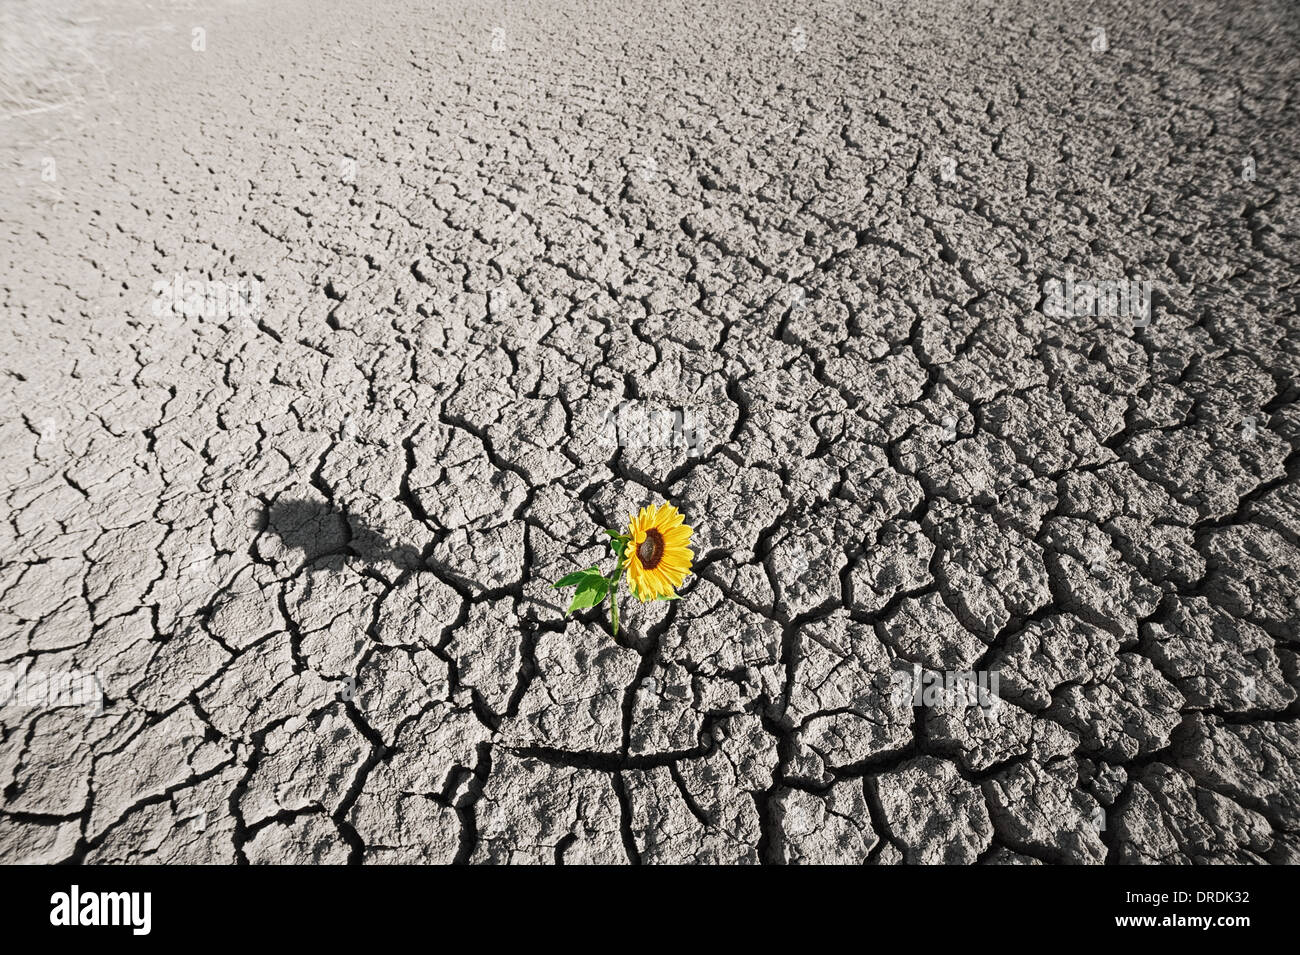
[637,528,665,570]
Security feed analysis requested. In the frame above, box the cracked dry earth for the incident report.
[2,0,1299,867]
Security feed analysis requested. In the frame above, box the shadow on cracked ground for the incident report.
[264,497,427,571]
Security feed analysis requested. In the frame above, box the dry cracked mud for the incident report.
[1,0,1298,865]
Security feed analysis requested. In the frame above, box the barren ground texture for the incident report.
[1,0,1298,865]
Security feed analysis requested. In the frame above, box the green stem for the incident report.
[609,561,623,635]
[607,534,627,636]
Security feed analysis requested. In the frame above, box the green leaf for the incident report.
[567,575,610,613]
[553,566,601,589]
[656,591,681,601]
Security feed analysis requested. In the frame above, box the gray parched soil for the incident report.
[1,0,1298,864]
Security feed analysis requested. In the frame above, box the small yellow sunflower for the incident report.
[623,502,693,602]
